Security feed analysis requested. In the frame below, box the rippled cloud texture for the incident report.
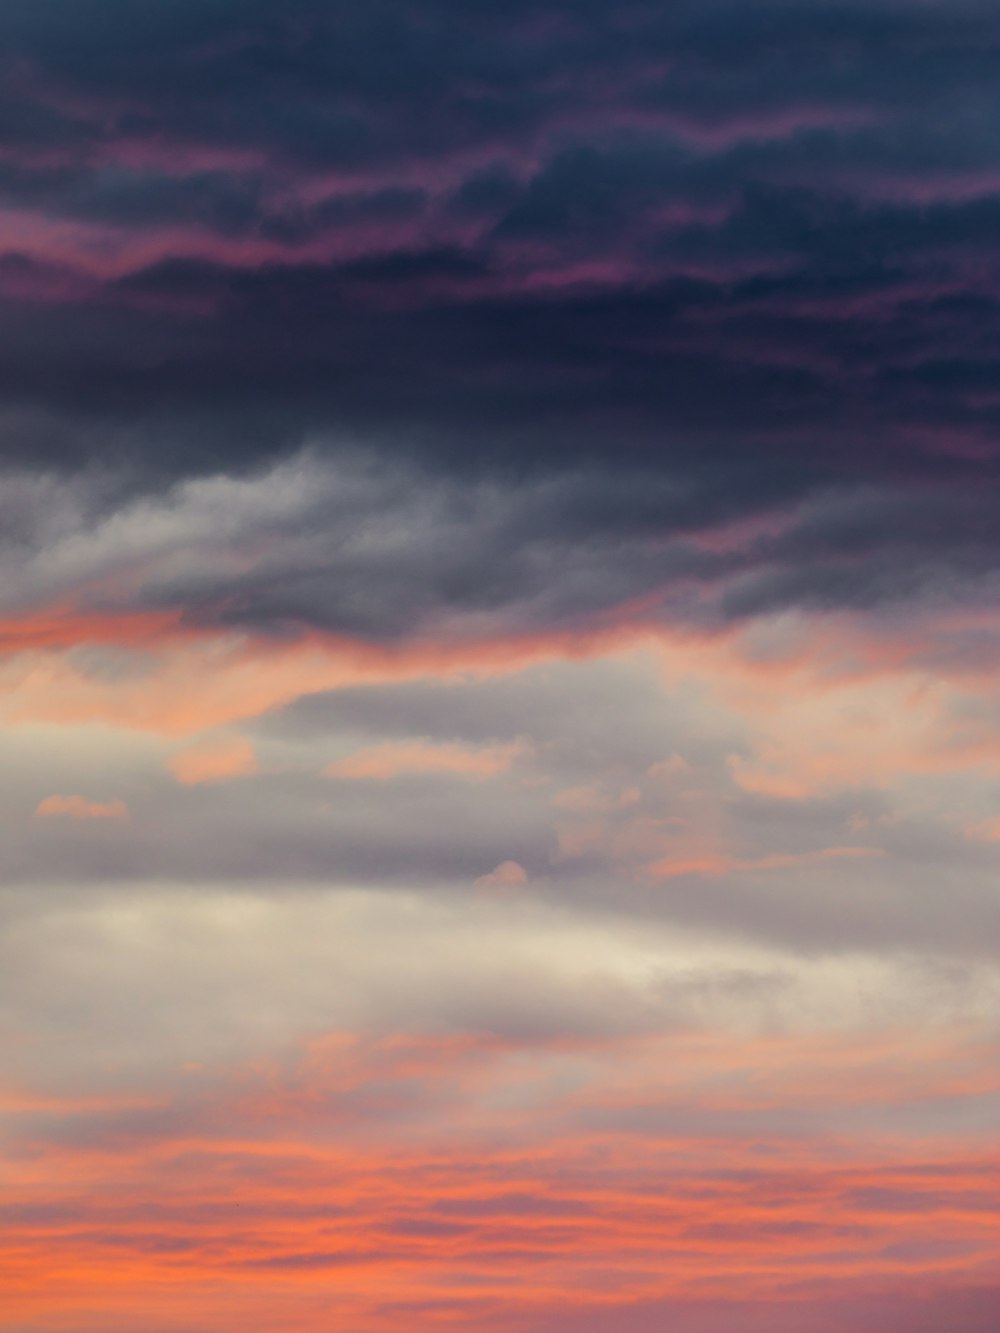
[2,3,1000,1330]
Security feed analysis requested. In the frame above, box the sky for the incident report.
[1,1,1000,1329]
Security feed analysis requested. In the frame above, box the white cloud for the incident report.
[2,883,997,1093]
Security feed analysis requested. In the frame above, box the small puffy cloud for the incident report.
[168,736,258,785]
[474,860,529,894]
[35,794,128,820]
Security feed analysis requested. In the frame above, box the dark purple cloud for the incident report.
[2,0,1000,636]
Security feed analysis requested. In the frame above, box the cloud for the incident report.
[0,0,999,611]
[7,451,1000,663]
[4,9,1000,1328]
[646,844,882,880]
[4,629,1000,959]
[326,739,525,781]
[1,932,997,1329]
[168,735,257,785]
[474,860,529,893]
[34,794,128,819]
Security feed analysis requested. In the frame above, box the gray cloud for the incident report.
[5,449,1000,648]
[2,9,998,1327]
[0,0,1000,608]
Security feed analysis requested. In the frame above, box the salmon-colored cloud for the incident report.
[647,844,883,881]
[168,735,258,785]
[7,594,1000,821]
[474,860,529,893]
[34,794,128,820]
[0,607,660,736]
[326,739,526,781]
[1,1025,997,1332]
[0,603,186,654]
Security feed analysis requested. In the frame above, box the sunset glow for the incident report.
[2,2,1000,1330]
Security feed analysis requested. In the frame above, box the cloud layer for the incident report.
[3,4,1000,1331]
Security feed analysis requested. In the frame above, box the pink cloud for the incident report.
[646,844,883,881]
[168,735,258,785]
[474,860,529,893]
[35,794,128,820]
[2,1025,996,1331]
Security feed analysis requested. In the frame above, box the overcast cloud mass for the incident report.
[2,4,999,1330]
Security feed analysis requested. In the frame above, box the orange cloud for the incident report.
[34,794,128,820]
[1,1025,997,1332]
[168,736,258,785]
[0,603,186,653]
[647,844,883,880]
[7,594,1000,818]
[0,616,659,736]
[326,739,525,781]
[474,860,528,893]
